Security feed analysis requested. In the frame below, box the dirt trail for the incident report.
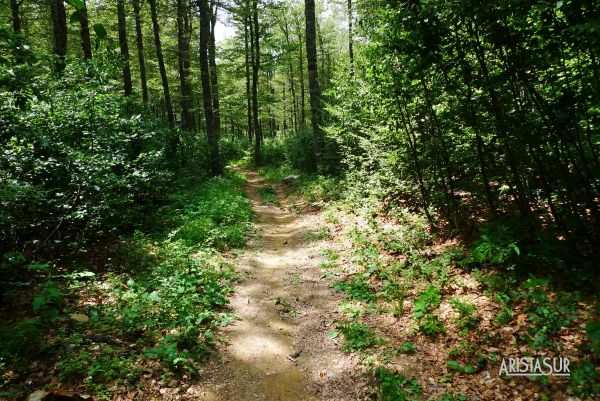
[191,170,364,401]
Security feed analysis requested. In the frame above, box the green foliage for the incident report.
[449,298,479,334]
[396,341,416,354]
[32,280,64,321]
[521,277,578,349]
[58,346,140,385]
[586,321,600,356]
[436,392,468,401]
[412,286,445,336]
[471,225,520,265]
[374,367,423,401]
[0,172,251,394]
[169,173,252,249]
[332,276,377,303]
[257,185,279,205]
[305,227,331,242]
[446,360,477,375]
[412,286,442,319]
[569,361,600,398]
[337,322,384,352]
[0,52,174,256]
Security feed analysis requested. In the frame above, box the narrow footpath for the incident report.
[192,170,365,401]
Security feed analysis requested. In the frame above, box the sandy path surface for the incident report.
[190,170,365,401]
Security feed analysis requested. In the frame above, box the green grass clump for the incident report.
[257,185,279,205]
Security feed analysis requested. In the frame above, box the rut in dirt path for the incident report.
[193,170,365,401]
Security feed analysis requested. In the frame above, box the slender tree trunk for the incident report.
[50,0,68,72]
[348,0,353,77]
[305,0,323,169]
[209,2,221,134]
[79,0,92,60]
[117,0,133,96]
[9,0,24,64]
[298,28,306,127]
[177,0,194,130]
[244,13,253,143]
[280,17,298,131]
[148,0,175,126]
[133,0,149,103]
[198,0,222,175]
[10,0,20,33]
[469,20,534,229]
[252,0,262,164]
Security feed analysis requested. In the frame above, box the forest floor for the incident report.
[2,168,595,401]
[191,169,367,400]
[189,167,594,401]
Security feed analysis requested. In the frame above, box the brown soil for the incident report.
[189,170,366,401]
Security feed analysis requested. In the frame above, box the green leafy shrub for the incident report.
[374,367,422,401]
[570,360,600,398]
[450,298,479,333]
[471,225,520,265]
[412,286,442,319]
[521,276,578,349]
[332,276,377,302]
[396,341,416,354]
[337,322,384,352]
[0,53,174,257]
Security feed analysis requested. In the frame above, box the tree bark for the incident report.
[148,0,175,126]
[348,0,353,77]
[9,0,24,64]
[10,0,21,33]
[304,0,323,169]
[177,0,195,130]
[244,13,253,143]
[133,0,149,103]
[280,17,298,132]
[117,0,133,96]
[297,25,306,127]
[50,0,68,73]
[198,0,222,175]
[79,0,92,60]
[209,2,221,134]
[251,0,262,164]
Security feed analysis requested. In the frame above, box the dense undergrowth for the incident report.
[0,170,252,399]
[0,45,252,398]
[258,139,599,400]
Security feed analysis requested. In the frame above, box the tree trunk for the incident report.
[244,13,253,143]
[177,0,195,130]
[304,0,323,169]
[148,0,175,126]
[251,0,262,164]
[297,28,306,127]
[50,0,68,73]
[9,0,24,64]
[348,0,353,77]
[117,0,133,96]
[209,2,221,134]
[198,0,222,175]
[79,0,92,60]
[10,0,21,33]
[133,0,149,103]
[281,17,298,131]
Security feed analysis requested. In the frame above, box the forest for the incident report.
[0,0,599,400]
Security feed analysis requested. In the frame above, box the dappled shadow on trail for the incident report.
[191,170,365,401]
